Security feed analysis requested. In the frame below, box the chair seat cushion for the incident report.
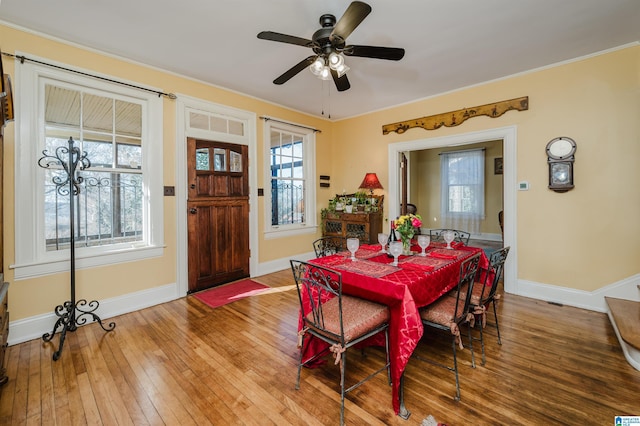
[306,295,390,343]
[419,296,457,326]
[452,283,491,306]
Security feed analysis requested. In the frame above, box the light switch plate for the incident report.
[518,181,529,191]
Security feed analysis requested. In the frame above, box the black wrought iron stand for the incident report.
[39,137,116,361]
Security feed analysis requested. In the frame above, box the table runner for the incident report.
[334,259,400,278]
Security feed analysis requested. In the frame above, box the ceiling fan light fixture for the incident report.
[309,57,325,76]
[328,51,344,70]
[335,63,350,78]
[319,66,332,80]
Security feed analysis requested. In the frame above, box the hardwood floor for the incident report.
[1,269,638,425]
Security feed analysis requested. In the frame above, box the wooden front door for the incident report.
[187,138,249,293]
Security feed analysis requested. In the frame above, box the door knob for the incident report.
[190,184,196,189]
[189,208,197,214]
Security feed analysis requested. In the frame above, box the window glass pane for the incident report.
[281,137,293,156]
[271,179,304,226]
[189,112,208,130]
[270,131,281,149]
[210,116,226,132]
[83,93,113,132]
[213,148,226,171]
[281,161,292,178]
[117,143,142,169]
[45,84,80,127]
[292,139,303,158]
[44,169,70,250]
[228,120,244,136]
[115,100,141,137]
[44,133,81,155]
[83,138,113,167]
[196,148,210,170]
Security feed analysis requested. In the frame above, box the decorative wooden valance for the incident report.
[382,96,528,135]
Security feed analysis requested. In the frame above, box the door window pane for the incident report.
[196,148,210,170]
[214,148,226,171]
[230,151,242,172]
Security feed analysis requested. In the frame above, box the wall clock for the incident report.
[546,137,576,192]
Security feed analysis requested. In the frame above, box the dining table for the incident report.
[304,240,490,419]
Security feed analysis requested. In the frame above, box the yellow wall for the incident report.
[2,23,639,324]
[334,45,640,292]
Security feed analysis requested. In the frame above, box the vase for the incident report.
[400,235,412,255]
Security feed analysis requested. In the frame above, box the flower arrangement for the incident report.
[393,214,423,253]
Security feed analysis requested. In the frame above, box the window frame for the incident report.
[263,120,316,239]
[13,56,164,280]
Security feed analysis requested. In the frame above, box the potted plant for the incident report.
[328,196,338,213]
[344,198,354,213]
[355,190,368,206]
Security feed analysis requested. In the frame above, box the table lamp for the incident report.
[359,172,384,197]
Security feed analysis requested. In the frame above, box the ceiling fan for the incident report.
[257,1,405,92]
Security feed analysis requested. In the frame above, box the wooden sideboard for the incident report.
[322,211,383,244]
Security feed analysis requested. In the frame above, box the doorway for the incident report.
[388,126,517,294]
[175,96,258,297]
[187,138,250,293]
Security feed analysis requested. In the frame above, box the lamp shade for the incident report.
[359,173,384,192]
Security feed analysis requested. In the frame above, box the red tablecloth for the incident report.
[305,242,489,415]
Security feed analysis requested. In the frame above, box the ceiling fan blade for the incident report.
[273,56,317,85]
[257,31,313,47]
[331,69,350,92]
[331,1,372,43]
[344,45,405,61]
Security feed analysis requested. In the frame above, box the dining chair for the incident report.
[312,236,346,257]
[415,252,481,401]
[290,260,391,425]
[429,228,471,245]
[461,246,510,365]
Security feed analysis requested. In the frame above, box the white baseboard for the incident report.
[8,282,179,345]
[470,232,502,242]
[514,273,640,313]
[254,251,316,277]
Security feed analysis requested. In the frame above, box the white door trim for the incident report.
[175,95,258,296]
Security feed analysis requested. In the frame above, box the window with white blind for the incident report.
[440,148,485,233]
[14,59,164,279]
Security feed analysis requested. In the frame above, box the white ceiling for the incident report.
[1,0,639,120]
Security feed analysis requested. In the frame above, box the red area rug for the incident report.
[193,279,269,309]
